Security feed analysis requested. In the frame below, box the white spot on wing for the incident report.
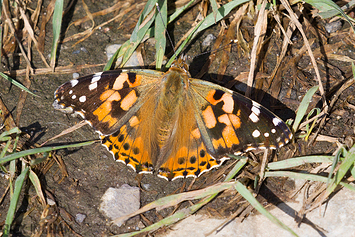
[249,113,259,123]
[71,95,76,99]
[79,95,86,102]
[251,105,261,115]
[264,132,269,137]
[91,72,103,83]
[271,128,276,134]
[252,101,261,108]
[252,130,260,138]
[70,79,79,87]
[273,117,282,126]
[69,90,73,94]
[89,82,98,91]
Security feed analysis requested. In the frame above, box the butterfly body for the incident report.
[53,58,292,180]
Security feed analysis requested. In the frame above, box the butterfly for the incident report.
[53,57,292,181]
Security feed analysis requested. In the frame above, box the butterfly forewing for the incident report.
[53,70,162,135]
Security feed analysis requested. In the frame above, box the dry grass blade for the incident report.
[41,120,88,146]
[280,0,325,104]
[17,3,50,68]
[2,1,33,74]
[38,0,56,53]
[5,63,105,76]
[0,96,17,130]
[64,3,139,45]
[112,181,236,226]
[246,0,267,98]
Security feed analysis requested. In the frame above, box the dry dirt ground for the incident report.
[1,0,355,236]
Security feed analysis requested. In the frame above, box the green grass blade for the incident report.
[50,0,64,69]
[265,171,355,192]
[267,155,334,170]
[0,72,38,97]
[166,0,249,67]
[103,40,130,71]
[210,0,219,22]
[234,181,298,237]
[0,139,12,159]
[3,167,29,236]
[155,1,167,69]
[224,156,248,180]
[191,0,250,39]
[0,141,96,165]
[292,85,319,132]
[167,0,195,23]
[0,127,21,141]
[303,0,355,33]
[325,145,355,194]
[120,0,158,67]
[29,169,46,205]
[166,20,204,67]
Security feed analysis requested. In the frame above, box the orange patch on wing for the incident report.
[100,89,115,101]
[129,116,140,127]
[101,90,122,102]
[221,93,234,113]
[202,106,217,129]
[191,128,201,139]
[206,90,219,105]
[129,75,142,87]
[205,90,234,113]
[101,114,117,127]
[112,74,129,90]
[120,90,137,111]
[229,113,241,129]
[212,137,226,149]
[93,101,111,121]
[218,114,231,126]
[222,126,239,147]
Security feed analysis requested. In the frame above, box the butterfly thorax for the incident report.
[155,63,190,148]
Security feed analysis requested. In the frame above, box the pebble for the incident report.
[75,213,86,223]
[99,184,140,227]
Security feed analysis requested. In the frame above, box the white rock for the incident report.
[99,184,140,227]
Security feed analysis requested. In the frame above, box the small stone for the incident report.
[105,44,140,68]
[201,34,216,52]
[99,184,140,227]
[325,20,342,33]
[73,73,80,79]
[47,198,56,206]
[75,213,86,223]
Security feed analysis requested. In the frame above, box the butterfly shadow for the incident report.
[259,184,327,237]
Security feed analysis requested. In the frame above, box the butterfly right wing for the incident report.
[53,69,163,135]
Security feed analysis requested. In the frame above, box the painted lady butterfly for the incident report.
[53,57,292,180]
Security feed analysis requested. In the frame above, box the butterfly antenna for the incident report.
[155,3,178,60]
